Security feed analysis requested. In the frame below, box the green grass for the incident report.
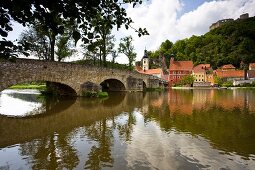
[9,84,46,90]
[82,91,109,98]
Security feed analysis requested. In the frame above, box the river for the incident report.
[0,89,255,169]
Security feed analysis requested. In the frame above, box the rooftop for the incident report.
[170,59,193,71]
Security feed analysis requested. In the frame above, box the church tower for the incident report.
[142,50,149,71]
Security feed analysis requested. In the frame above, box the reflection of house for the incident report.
[168,90,193,115]
[169,57,193,86]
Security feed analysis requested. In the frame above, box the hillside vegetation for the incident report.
[150,17,255,69]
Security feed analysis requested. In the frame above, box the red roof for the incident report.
[137,68,162,75]
[170,60,193,71]
[221,64,235,70]
[193,64,211,73]
[216,69,244,78]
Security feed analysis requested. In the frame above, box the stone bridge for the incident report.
[0,59,168,96]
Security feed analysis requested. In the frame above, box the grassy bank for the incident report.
[9,84,46,90]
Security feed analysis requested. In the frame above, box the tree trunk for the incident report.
[50,34,56,61]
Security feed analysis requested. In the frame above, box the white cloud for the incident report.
[115,0,255,64]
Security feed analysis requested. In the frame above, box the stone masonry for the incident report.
[0,59,162,96]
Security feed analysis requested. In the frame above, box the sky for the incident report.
[6,0,255,63]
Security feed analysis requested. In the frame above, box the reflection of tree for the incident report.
[7,92,40,102]
[19,133,79,169]
[83,111,137,169]
[84,119,114,169]
[117,112,136,142]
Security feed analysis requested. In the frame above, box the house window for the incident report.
[177,76,180,79]
[144,60,146,64]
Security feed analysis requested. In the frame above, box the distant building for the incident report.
[209,19,234,30]
[249,63,255,70]
[247,70,255,80]
[169,57,193,86]
[221,64,236,71]
[215,69,244,81]
[142,50,149,71]
[209,13,249,30]
[193,64,211,83]
[240,13,249,20]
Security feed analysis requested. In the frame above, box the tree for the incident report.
[19,22,75,61]
[0,0,148,59]
[111,50,118,64]
[118,36,137,70]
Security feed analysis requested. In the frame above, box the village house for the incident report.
[169,57,193,86]
[215,69,244,81]
[192,64,213,86]
[249,63,255,70]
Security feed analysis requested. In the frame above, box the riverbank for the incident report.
[9,84,46,90]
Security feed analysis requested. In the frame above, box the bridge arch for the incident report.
[1,78,77,96]
[100,78,126,91]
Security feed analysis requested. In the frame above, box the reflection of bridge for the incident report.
[0,59,168,95]
[0,92,148,148]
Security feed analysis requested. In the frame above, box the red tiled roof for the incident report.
[221,64,235,69]
[249,63,255,69]
[216,69,244,78]
[247,70,255,78]
[193,64,211,73]
[138,68,162,75]
[170,60,193,71]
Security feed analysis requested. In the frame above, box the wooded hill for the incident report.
[150,16,255,69]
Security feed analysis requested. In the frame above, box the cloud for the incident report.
[115,0,255,64]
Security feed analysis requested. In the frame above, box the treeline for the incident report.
[150,17,255,69]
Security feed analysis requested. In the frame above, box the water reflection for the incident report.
[0,89,255,169]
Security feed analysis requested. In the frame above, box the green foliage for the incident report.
[73,59,130,70]
[222,81,233,87]
[82,91,108,98]
[152,17,255,69]
[118,36,137,70]
[177,75,195,86]
[214,76,223,86]
[1,0,148,58]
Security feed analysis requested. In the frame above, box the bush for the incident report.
[82,91,108,98]
[222,81,233,87]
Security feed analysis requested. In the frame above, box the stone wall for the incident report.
[0,59,164,95]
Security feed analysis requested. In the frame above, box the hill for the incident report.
[150,16,255,69]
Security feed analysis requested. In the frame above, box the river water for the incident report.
[0,89,255,169]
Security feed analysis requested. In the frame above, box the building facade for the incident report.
[169,57,193,86]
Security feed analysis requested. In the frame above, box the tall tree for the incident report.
[118,36,137,70]
[0,0,148,59]
[19,21,75,61]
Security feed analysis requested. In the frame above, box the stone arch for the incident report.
[100,79,126,91]
[1,78,77,96]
